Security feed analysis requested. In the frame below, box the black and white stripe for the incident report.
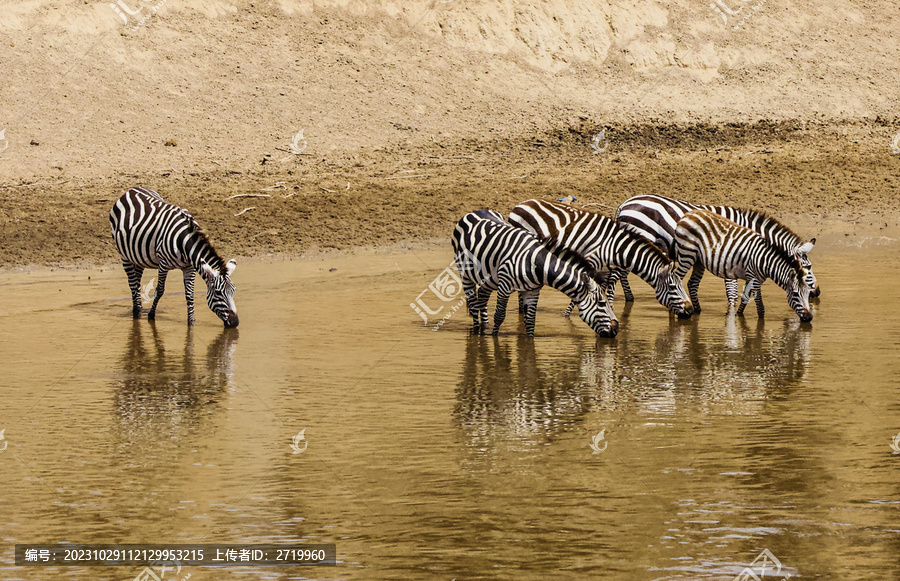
[509,199,693,318]
[452,210,618,337]
[673,209,812,322]
[109,187,239,327]
[616,194,819,302]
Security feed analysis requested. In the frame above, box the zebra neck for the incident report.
[761,252,798,292]
[542,253,590,302]
[626,242,669,283]
[183,232,225,272]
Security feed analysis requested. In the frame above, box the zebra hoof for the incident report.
[147,311,156,321]
[132,310,141,319]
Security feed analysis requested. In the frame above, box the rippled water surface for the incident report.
[1,240,898,580]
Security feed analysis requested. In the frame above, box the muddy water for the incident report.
[1,240,898,580]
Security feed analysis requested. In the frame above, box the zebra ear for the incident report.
[798,240,815,254]
[225,259,237,276]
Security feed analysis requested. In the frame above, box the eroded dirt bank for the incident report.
[2,121,899,268]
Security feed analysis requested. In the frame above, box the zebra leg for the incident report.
[492,289,511,335]
[687,262,705,314]
[476,288,491,333]
[518,292,525,315]
[520,290,540,337]
[122,261,144,318]
[147,269,168,321]
[563,300,576,318]
[462,281,480,331]
[183,267,197,326]
[754,284,765,318]
[620,275,635,302]
[724,279,739,306]
[736,280,755,316]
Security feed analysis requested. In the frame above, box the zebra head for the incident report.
[655,262,694,319]
[200,259,239,328]
[576,278,619,338]
[787,265,813,323]
[794,238,820,297]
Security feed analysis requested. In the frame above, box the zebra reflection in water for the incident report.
[455,315,811,460]
[114,321,239,442]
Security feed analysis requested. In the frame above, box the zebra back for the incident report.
[110,187,227,273]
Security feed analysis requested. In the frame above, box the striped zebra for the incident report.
[109,187,239,328]
[452,210,618,337]
[616,194,819,303]
[508,199,693,319]
[673,209,812,322]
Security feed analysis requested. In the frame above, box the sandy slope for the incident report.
[0,1,898,266]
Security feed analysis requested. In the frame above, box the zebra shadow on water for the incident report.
[113,321,239,449]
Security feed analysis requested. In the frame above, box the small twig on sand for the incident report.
[281,193,295,199]
[223,193,271,201]
[320,186,336,193]
[502,174,529,180]
[234,207,256,217]
[260,182,287,191]
[211,160,223,166]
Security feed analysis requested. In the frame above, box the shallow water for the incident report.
[0,240,898,580]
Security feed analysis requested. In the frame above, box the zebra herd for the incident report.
[452,195,819,337]
[107,187,818,337]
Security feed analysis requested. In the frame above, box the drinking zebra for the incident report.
[452,210,618,337]
[615,194,819,303]
[508,199,693,318]
[109,187,239,328]
[673,209,812,322]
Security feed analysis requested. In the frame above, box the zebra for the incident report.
[615,194,819,304]
[452,210,618,337]
[673,209,812,322]
[110,187,239,328]
[508,199,694,319]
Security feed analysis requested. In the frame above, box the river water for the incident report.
[0,236,898,580]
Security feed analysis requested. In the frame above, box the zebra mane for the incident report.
[563,201,673,264]
[765,236,805,277]
[187,218,227,273]
[615,221,672,263]
[547,245,611,285]
[733,206,804,245]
